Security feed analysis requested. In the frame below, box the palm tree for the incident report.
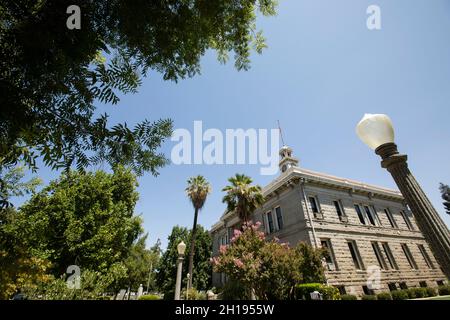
[185,175,211,289]
[222,174,264,225]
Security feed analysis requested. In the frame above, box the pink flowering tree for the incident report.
[211,221,326,300]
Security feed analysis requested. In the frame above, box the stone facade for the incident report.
[210,148,448,296]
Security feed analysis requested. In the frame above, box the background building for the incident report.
[211,146,447,296]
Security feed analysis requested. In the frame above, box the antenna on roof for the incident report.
[277,120,286,146]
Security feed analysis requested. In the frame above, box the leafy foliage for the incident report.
[0,165,41,208]
[23,264,128,300]
[0,208,52,299]
[222,174,264,223]
[155,225,212,299]
[391,290,409,300]
[211,222,326,300]
[120,235,161,292]
[295,283,340,300]
[439,183,450,215]
[0,167,165,299]
[15,167,143,276]
[376,292,392,300]
[0,0,277,175]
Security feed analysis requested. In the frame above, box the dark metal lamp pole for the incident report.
[357,114,450,279]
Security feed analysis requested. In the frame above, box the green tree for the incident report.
[439,183,450,215]
[0,0,277,175]
[0,165,41,208]
[222,174,264,224]
[14,166,143,276]
[185,175,211,288]
[0,207,52,300]
[212,222,326,300]
[156,225,212,299]
[120,234,155,292]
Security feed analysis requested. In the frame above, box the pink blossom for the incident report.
[233,258,244,268]
[219,245,228,254]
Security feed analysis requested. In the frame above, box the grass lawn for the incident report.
[414,295,450,301]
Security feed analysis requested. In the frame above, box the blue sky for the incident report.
[15,0,450,249]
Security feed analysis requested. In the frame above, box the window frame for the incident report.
[266,210,275,234]
[371,242,387,270]
[275,206,283,230]
[320,238,338,271]
[347,240,364,270]
[418,244,435,269]
[381,242,398,270]
[401,244,418,270]
[354,204,367,225]
[308,196,322,218]
[400,211,414,230]
[384,208,398,228]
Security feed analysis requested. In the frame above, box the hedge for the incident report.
[376,292,392,300]
[340,294,357,300]
[139,294,161,300]
[295,283,340,300]
[391,290,409,300]
[361,295,377,300]
[438,285,450,296]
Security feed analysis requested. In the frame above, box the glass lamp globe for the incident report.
[177,241,186,255]
[356,114,395,150]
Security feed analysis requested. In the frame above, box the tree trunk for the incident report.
[188,207,199,289]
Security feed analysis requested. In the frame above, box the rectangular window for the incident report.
[418,244,434,269]
[399,282,408,290]
[347,241,364,270]
[381,243,398,270]
[321,239,337,271]
[362,285,374,295]
[354,205,366,225]
[437,280,445,286]
[371,206,381,226]
[364,206,376,226]
[336,286,346,295]
[309,196,319,215]
[372,242,387,270]
[401,211,414,230]
[419,281,428,288]
[275,207,283,230]
[267,211,274,234]
[388,283,397,292]
[333,200,343,218]
[384,208,398,228]
[227,227,233,244]
[402,244,418,269]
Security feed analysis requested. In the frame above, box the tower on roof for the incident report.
[279,145,299,173]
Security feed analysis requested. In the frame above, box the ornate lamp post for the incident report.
[356,114,450,278]
[174,241,186,300]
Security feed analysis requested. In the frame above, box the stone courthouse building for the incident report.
[210,146,447,296]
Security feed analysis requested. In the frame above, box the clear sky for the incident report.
[14,0,450,249]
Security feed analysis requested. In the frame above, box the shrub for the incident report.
[407,287,427,299]
[182,288,206,300]
[295,283,340,300]
[219,280,251,300]
[426,287,437,297]
[438,285,450,296]
[376,292,392,300]
[340,294,357,300]
[139,294,161,300]
[361,295,377,300]
[391,290,409,300]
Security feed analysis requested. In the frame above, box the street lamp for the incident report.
[174,241,186,300]
[356,114,450,278]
